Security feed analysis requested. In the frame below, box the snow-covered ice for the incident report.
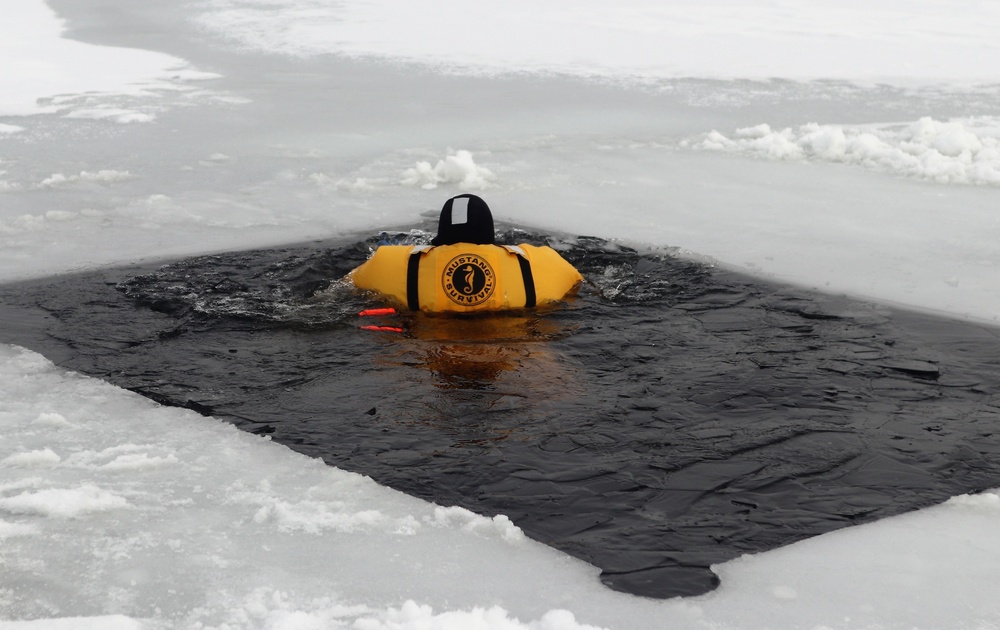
[2,0,1000,627]
[0,0,217,119]
[685,117,1000,186]
[192,0,1000,87]
[4,343,1000,629]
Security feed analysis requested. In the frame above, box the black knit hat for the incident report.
[431,194,495,246]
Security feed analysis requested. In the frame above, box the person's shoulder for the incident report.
[516,243,570,262]
[516,243,583,278]
[370,244,419,261]
[373,244,417,253]
[350,245,415,280]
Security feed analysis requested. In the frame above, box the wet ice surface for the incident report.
[4,230,1000,598]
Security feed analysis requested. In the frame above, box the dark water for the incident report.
[3,226,1000,599]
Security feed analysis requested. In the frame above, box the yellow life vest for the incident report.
[349,243,583,313]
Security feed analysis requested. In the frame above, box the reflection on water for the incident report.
[371,312,584,448]
[423,343,523,389]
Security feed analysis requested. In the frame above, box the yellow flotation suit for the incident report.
[350,243,583,313]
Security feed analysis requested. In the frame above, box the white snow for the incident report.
[0,345,636,629]
[400,149,498,191]
[0,0,218,119]
[0,484,129,519]
[193,0,1000,87]
[0,617,141,630]
[0,449,61,469]
[2,0,1000,627]
[62,108,157,124]
[685,117,1000,186]
[37,170,135,189]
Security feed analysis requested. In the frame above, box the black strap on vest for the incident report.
[406,249,423,311]
[515,253,536,308]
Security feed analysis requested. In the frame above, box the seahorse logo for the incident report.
[463,266,476,293]
[442,253,496,306]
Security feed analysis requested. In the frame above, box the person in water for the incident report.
[350,194,583,313]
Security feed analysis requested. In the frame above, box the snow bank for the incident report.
[0,209,105,237]
[429,505,526,544]
[4,337,1000,628]
[37,170,135,189]
[709,488,1000,629]
[307,149,497,194]
[0,344,620,628]
[686,116,1000,185]
[193,0,1000,86]
[164,594,607,630]
[0,484,128,519]
[0,616,142,630]
[400,150,497,190]
[62,108,156,124]
[0,0,218,118]
[0,448,61,468]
